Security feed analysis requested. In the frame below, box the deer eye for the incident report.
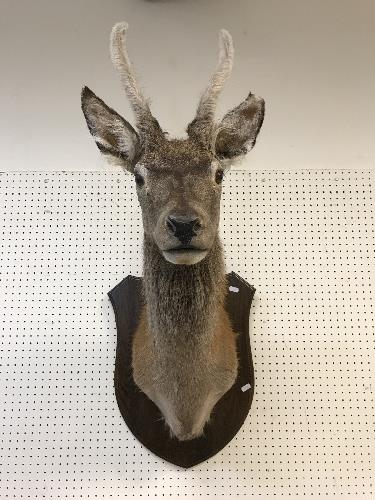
[215,169,224,184]
[134,173,144,187]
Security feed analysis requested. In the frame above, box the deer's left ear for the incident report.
[81,86,141,171]
[214,93,265,162]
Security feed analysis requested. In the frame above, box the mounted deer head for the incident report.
[81,22,264,266]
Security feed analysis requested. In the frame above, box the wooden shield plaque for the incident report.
[108,271,255,469]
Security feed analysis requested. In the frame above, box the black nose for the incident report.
[166,216,202,245]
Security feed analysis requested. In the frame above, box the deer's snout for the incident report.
[166,216,202,245]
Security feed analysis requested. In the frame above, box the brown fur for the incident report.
[81,22,265,441]
[132,236,238,440]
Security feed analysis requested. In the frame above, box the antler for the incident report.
[187,29,234,144]
[110,22,162,138]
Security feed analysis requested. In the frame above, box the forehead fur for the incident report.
[140,138,214,172]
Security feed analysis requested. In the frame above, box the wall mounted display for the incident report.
[81,22,264,468]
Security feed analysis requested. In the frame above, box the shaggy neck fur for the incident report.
[143,235,226,351]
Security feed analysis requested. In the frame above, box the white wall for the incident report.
[1,0,374,171]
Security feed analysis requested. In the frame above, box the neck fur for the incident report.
[142,235,226,348]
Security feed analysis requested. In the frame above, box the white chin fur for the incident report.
[162,250,208,265]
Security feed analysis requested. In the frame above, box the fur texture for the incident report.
[132,236,238,440]
[81,20,265,441]
[187,29,234,147]
[110,22,164,138]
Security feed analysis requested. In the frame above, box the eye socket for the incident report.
[215,169,225,184]
[134,173,144,188]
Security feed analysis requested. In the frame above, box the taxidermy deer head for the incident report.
[81,22,264,266]
[82,22,264,441]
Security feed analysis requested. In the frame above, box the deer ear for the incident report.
[214,93,265,163]
[81,86,141,171]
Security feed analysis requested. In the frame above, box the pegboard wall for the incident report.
[0,170,374,499]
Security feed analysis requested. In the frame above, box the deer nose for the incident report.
[166,216,202,244]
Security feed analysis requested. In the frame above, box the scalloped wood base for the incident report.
[108,272,255,469]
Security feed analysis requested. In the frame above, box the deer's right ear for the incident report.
[81,86,141,171]
[214,93,265,165]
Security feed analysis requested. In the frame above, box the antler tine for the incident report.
[110,22,158,133]
[195,29,234,123]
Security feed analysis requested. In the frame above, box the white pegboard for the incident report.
[0,170,374,499]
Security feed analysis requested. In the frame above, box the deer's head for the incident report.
[82,23,264,265]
